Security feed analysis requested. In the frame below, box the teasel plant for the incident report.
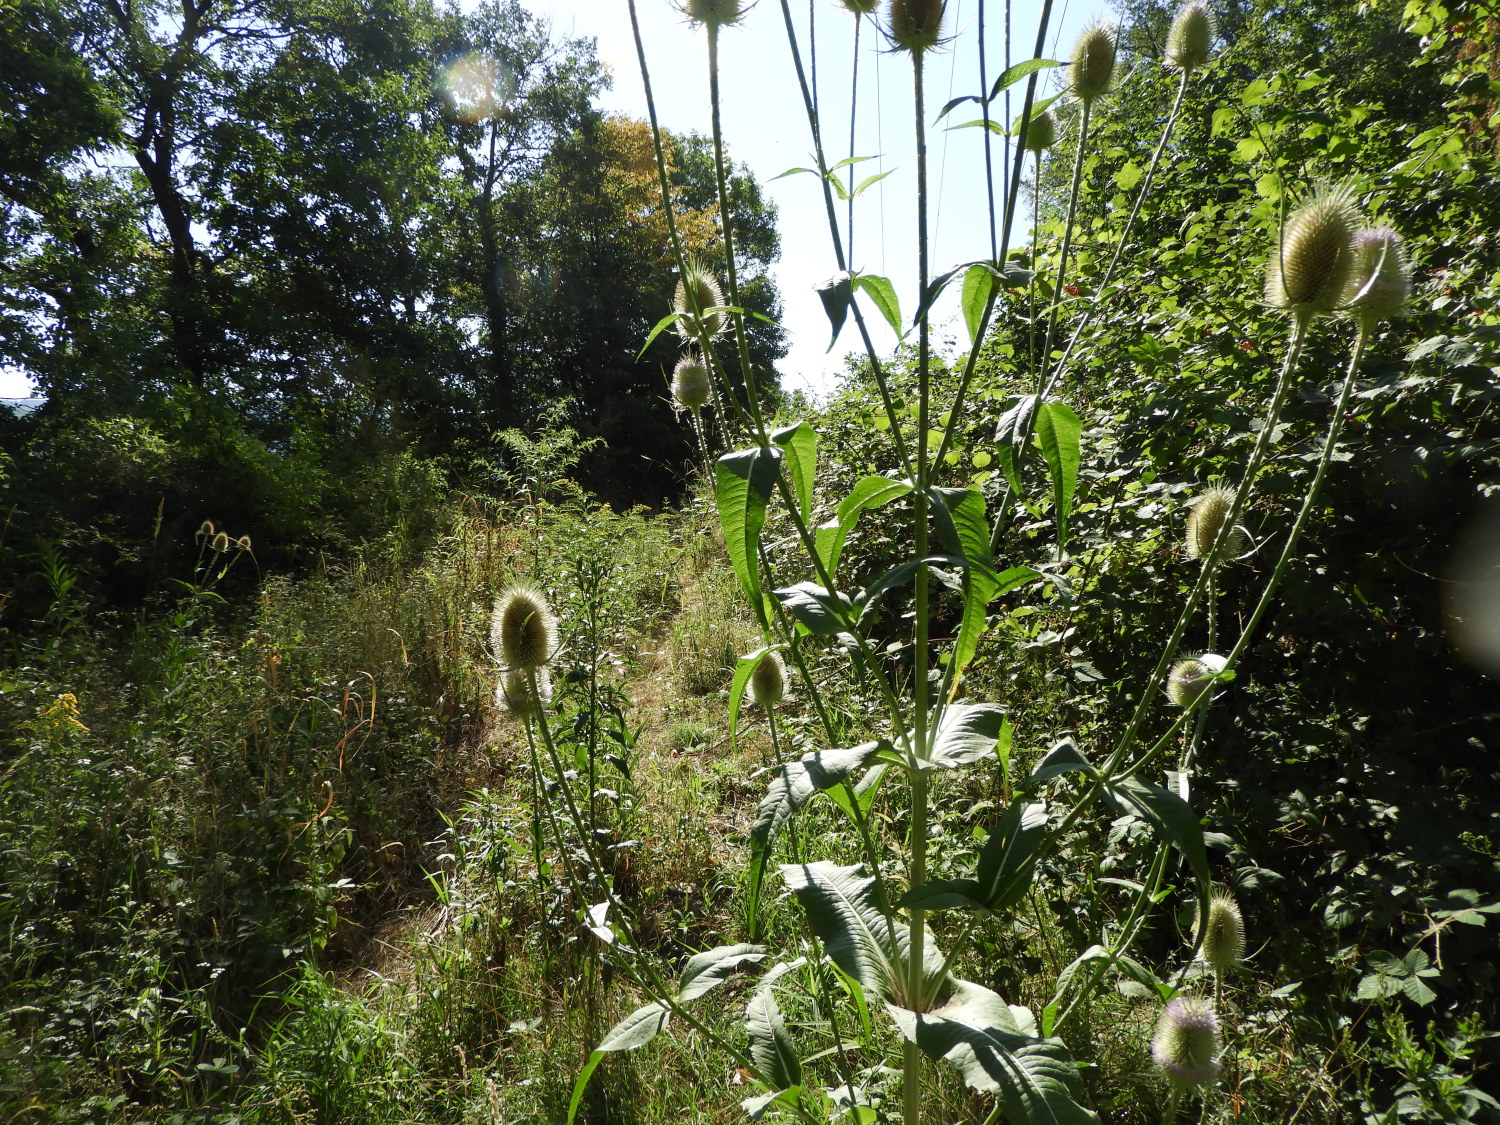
[580,2,1419,1123]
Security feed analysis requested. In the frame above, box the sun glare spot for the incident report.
[1445,500,1500,677]
[442,52,516,123]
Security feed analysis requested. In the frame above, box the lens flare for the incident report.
[1446,501,1500,677]
[443,52,516,123]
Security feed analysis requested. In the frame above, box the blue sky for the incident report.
[539,0,1108,399]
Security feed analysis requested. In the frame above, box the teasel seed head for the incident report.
[1265,183,1362,317]
[680,0,747,29]
[1070,20,1116,104]
[236,535,253,550]
[887,0,946,53]
[497,667,552,718]
[211,532,230,552]
[839,0,880,12]
[1151,998,1223,1090]
[673,259,728,341]
[1185,487,1248,565]
[1167,653,1226,708]
[672,353,713,412]
[492,585,558,669]
[1343,226,1411,323]
[1197,892,1246,974]
[196,519,215,541]
[1166,2,1215,72]
[1022,109,1057,154]
[749,650,787,708]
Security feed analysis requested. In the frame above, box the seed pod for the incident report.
[1343,226,1411,322]
[211,532,230,552]
[236,535,253,550]
[749,650,787,708]
[888,0,946,53]
[196,519,215,541]
[1070,20,1116,104]
[1151,998,1222,1090]
[1166,2,1215,72]
[1022,109,1056,154]
[839,0,880,12]
[682,0,746,28]
[492,585,558,669]
[672,353,713,411]
[673,260,728,341]
[497,667,552,718]
[1166,654,1226,707]
[1185,487,1248,565]
[1265,183,1361,317]
[1197,892,1246,974]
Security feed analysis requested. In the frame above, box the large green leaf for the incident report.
[816,272,853,350]
[993,394,1039,510]
[716,446,782,627]
[772,422,817,524]
[1034,400,1082,555]
[780,861,946,1004]
[751,743,884,855]
[818,475,913,580]
[974,799,1050,913]
[598,1002,670,1051]
[926,703,1009,770]
[886,980,1098,1125]
[1027,740,1098,787]
[988,57,1062,100]
[927,486,1009,683]
[748,743,883,937]
[775,581,856,637]
[677,943,767,1002]
[746,964,802,1089]
[852,273,903,336]
[1104,776,1211,923]
[1043,945,1172,1033]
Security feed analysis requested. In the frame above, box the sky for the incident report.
[0,0,1109,401]
[538,0,1108,400]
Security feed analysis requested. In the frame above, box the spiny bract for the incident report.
[1070,20,1116,104]
[1151,998,1223,1090]
[681,0,747,29]
[1343,226,1412,322]
[1265,183,1362,317]
[887,0,946,53]
[492,585,558,669]
[673,260,728,341]
[672,353,712,411]
[1166,2,1215,72]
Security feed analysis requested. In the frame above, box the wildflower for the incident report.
[1151,997,1222,1089]
[673,259,729,342]
[1343,226,1411,322]
[492,585,558,669]
[1021,109,1056,154]
[497,667,552,718]
[888,0,946,53]
[1265,183,1361,317]
[1166,2,1215,72]
[680,0,747,29]
[672,353,713,412]
[1197,892,1245,974]
[1185,487,1247,565]
[1166,654,1226,707]
[1070,20,1116,105]
[749,650,787,708]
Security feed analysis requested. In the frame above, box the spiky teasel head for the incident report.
[1343,226,1411,324]
[211,531,230,552]
[1166,2,1215,72]
[1166,653,1226,707]
[497,667,552,718]
[1151,997,1222,1090]
[1197,892,1246,974]
[672,353,713,412]
[679,0,748,29]
[673,259,728,341]
[749,650,787,708]
[1070,20,1117,104]
[1265,183,1362,318]
[492,585,558,669]
[1185,487,1248,565]
[1022,109,1056,154]
[839,0,880,12]
[887,0,946,53]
